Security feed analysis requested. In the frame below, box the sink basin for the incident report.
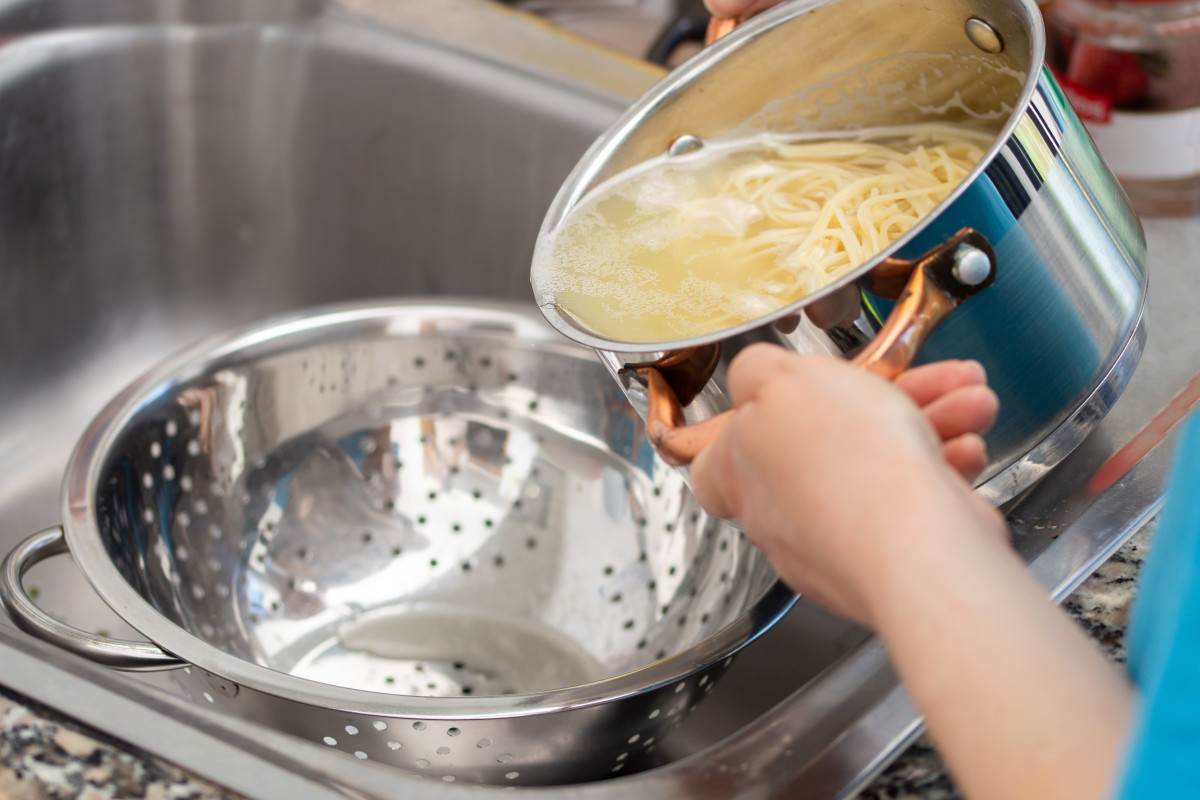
[0,1,1171,798]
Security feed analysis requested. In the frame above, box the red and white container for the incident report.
[1045,0,1200,216]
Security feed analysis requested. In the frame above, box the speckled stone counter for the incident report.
[1,521,1153,800]
[0,692,234,800]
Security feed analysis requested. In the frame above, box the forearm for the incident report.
[870,507,1133,800]
[683,346,1128,794]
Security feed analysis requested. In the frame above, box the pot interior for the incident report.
[578,0,1033,188]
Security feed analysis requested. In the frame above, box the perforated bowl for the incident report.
[2,299,793,786]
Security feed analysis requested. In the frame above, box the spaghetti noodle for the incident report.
[532,123,992,343]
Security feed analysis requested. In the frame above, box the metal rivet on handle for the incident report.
[964,17,1003,54]
[953,246,993,287]
[668,135,705,157]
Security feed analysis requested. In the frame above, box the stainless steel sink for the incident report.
[0,1,1185,798]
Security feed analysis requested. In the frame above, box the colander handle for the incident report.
[634,230,996,467]
[0,527,186,671]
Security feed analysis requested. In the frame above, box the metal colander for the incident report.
[3,300,793,786]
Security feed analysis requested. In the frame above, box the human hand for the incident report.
[690,346,1133,800]
[704,0,787,18]
[688,344,1005,627]
[892,359,997,480]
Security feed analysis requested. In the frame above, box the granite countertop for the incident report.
[1,522,1153,800]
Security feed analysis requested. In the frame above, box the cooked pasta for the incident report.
[532,123,992,343]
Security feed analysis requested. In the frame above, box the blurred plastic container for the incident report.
[1044,0,1200,216]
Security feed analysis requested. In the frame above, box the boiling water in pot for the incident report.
[532,122,992,343]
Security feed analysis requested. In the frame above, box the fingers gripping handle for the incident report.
[1,527,184,671]
[634,229,997,467]
[635,366,736,468]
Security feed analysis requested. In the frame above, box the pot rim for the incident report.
[531,0,1046,353]
[59,298,797,719]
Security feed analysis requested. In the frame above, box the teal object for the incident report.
[1115,412,1200,796]
[882,110,1143,470]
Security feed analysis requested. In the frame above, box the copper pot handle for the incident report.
[631,229,997,467]
[705,15,745,45]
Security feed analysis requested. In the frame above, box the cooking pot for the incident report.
[532,0,1147,502]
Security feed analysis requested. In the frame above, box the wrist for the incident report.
[853,488,1133,800]
[857,481,1012,633]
